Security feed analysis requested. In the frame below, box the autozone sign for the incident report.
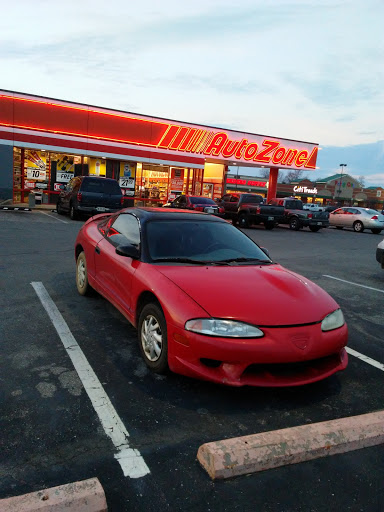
[157,127,318,170]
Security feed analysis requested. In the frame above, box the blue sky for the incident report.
[0,0,383,185]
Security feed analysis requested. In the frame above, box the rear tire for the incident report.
[353,221,364,233]
[289,217,300,231]
[138,303,168,374]
[238,214,250,228]
[70,203,78,220]
[371,229,382,234]
[56,200,64,215]
[264,222,274,230]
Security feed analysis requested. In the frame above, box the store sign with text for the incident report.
[170,167,184,192]
[56,171,74,183]
[26,150,47,180]
[227,178,267,187]
[293,185,318,195]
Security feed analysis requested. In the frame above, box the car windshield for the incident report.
[146,220,272,264]
[189,197,216,205]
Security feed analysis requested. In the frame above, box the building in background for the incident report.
[0,90,319,205]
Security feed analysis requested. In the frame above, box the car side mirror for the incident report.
[116,244,140,259]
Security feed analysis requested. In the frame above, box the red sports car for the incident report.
[75,208,348,387]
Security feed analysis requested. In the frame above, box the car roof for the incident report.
[119,207,226,223]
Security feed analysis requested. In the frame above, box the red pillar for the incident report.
[267,167,279,203]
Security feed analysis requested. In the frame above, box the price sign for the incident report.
[27,168,46,180]
[56,172,74,183]
[119,177,135,189]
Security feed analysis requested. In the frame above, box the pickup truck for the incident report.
[268,197,329,231]
[303,203,325,212]
[216,193,285,230]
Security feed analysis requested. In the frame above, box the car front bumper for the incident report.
[168,322,348,387]
[78,205,122,215]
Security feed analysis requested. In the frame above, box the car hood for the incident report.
[156,264,339,326]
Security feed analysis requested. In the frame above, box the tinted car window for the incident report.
[146,220,271,262]
[108,214,140,246]
[285,200,302,209]
[82,179,122,194]
[242,195,262,204]
[189,197,216,205]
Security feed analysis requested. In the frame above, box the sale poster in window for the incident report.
[26,150,47,180]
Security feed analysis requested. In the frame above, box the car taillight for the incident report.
[256,206,261,214]
[194,206,204,211]
[371,215,379,220]
[77,192,82,202]
[308,213,313,218]
[120,196,125,206]
[219,207,224,214]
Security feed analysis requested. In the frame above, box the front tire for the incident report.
[289,217,300,231]
[76,251,92,296]
[309,226,321,232]
[353,221,364,233]
[138,303,168,374]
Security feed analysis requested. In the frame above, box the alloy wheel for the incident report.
[141,315,163,362]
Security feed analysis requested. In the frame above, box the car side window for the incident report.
[107,214,140,247]
[178,196,187,207]
[230,195,238,202]
[221,195,231,202]
[172,196,181,207]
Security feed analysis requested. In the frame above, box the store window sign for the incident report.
[26,150,47,180]
[119,177,135,189]
[227,178,267,187]
[293,185,318,194]
[170,167,184,192]
[56,171,74,183]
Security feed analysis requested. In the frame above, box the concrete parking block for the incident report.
[197,410,384,480]
[0,477,107,512]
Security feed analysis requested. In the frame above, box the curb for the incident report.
[0,477,107,511]
[197,410,384,480]
[0,206,31,211]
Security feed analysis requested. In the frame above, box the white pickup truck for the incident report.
[303,203,325,212]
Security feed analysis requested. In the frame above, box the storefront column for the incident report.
[267,167,279,202]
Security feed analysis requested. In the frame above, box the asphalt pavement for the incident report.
[0,209,383,511]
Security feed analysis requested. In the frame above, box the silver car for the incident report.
[329,207,384,234]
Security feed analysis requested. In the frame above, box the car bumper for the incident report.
[78,205,122,215]
[168,322,348,387]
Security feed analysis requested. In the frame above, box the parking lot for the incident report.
[1,208,383,512]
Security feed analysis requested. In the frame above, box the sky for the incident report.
[0,0,383,186]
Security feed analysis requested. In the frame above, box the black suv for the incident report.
[56,176,124,220]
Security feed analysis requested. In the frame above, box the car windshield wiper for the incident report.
[212,257,272,265]
[152,257,210,264]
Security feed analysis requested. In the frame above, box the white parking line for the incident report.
[323,275,384,294]
[346,347,384,372]
[31,281,150,479]
[37,211,68,224]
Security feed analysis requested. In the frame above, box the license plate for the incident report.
[96,207,107,212]
[268,216,274,221]
[205,208,214,213]
[317,222,322,225]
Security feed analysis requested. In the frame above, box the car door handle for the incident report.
[95,246,101,254]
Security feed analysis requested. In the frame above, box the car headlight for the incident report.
[321,309,345,332]
[185,318,264,338]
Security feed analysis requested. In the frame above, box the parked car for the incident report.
[75,207,348,387]
[216,193,285,229]
[163,195,223,215]
[329,207,384,234]
[376,238,384,269]
[57,176,124,220]
[268,197,329,232]
[303,203,325,212]
[325,205,339,213]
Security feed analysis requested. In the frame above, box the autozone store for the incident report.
[0,90,319,206]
